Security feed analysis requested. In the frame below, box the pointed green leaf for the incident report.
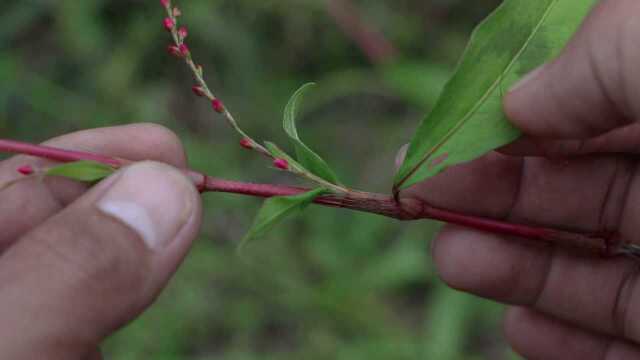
[394,0,597,191]
[240,188,328,249]
[46,161,115,182]
[283,83,341,185]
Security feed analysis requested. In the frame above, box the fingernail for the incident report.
[97,162,195,251]
[509,64,547,93]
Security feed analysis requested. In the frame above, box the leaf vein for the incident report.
[396,0,559,189]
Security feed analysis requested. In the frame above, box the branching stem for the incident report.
[0,138,630,258]
[162,4,350,195]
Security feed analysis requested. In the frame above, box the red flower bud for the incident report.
[163,17,175,32]
[173,7,182,17]
[178,26,188,39]
[160,0,170,8]
[17,165,34,176]
[212,99,225,113]
[273,158,289,170]
[167,45,181,57]
[240,138,253,149]
[178,43,190,57]
[192,86,206,97]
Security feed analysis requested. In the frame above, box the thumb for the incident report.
[0,162,202,359]
[504,0,639,139]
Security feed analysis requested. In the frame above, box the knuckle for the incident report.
[130,123,187,167]
[135,123,185,155]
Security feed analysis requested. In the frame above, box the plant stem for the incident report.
[0,138,630,258]
[162,4,351,195]
[326,0,398,64]
[0,139,124,167]
[163,5,271,158]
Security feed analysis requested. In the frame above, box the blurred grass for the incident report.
[1,0,519,358]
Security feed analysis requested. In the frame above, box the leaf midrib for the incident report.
[395,0,558,190]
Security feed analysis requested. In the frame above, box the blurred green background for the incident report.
[1,0,520,359]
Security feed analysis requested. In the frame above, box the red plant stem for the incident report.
[0,138,624,257]
[421,206,618,255]
[0,139,124,167]
[326,0,398,65]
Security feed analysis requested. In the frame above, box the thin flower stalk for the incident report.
[160,1,349,194]
[161,3,269,157]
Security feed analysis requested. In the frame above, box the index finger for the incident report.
[402,151,640,343]
[0,123,187,251]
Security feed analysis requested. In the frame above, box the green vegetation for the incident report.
[1,0,519,358]
[395,0,597,190]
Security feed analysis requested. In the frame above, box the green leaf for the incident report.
[46,161,115,182]
[283,83,341,185]
[240,188,328,249]
[394,0,597,191]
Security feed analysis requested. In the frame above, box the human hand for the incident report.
[0,124,202,359]
[400,0,640,358]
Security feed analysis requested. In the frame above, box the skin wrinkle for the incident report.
[436,155,638,335]
[601,338,640,360]
[20,212,132,290]
[617,161,640,235]
[32,227,97,282]
[527,159,637,333]
[0,175,89,253]
[608,163,640,341]
[530,246,557,310]
[597,158,621,232]
[0,184,61,254]
[616,12,633,120]
[603,160,638,233]
[602,339,617,360]
[617,3,640,120]
[500,156,554,305]
[504,307,618,359]
[585,26,628,133]
[503,156,526,220]
[612,264,640,339]
[544,66,572,137]
[42,180,80,213]
[596,0,636,126]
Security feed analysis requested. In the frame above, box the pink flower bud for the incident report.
[160,0,170,8]
[173,7,182,17]
[273,158,289,170]
[240,138,253,149]
[163,17,175,32]
[212,99,225,113]
[178,43,190,57]
[178,26,188,39]
[17,165,34,176]
[167,45,181,57]
[192,86,206,97]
